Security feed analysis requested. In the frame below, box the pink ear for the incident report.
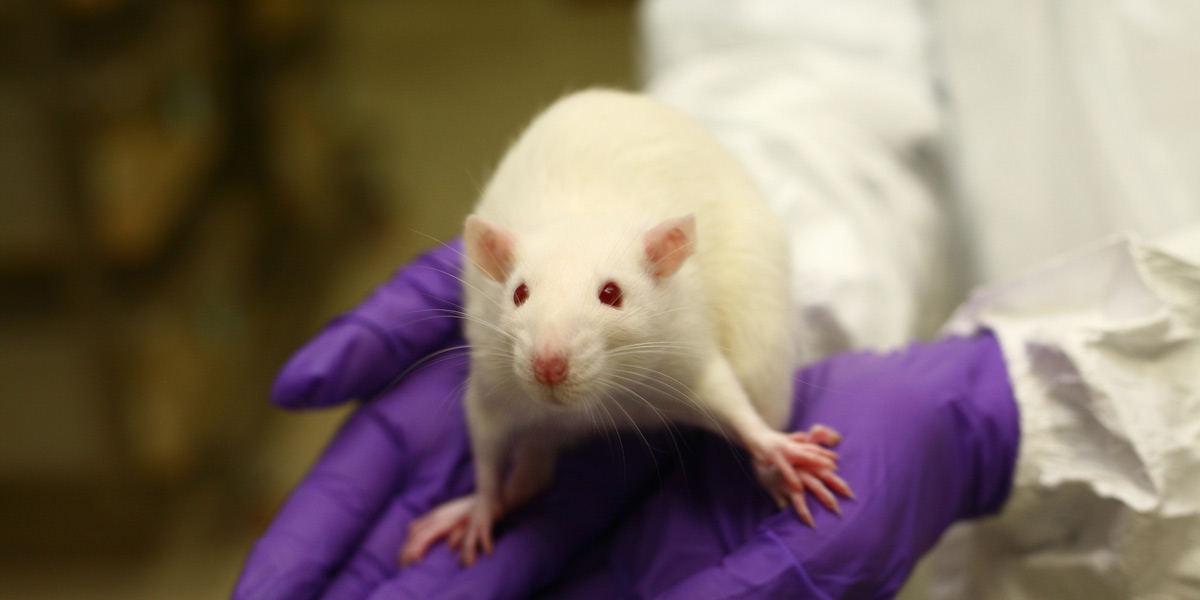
[643,215,696,278]
[464,215,516,281]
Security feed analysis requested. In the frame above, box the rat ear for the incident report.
[464,215,516,281]
[643,214,696,278]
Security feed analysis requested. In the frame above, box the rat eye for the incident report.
[513,283,530,306]
[598,281,623,308]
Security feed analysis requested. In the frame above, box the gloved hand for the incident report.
[234,241,1020,600]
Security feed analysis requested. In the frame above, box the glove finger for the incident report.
[235,352,471,600]
[272,240,466,409]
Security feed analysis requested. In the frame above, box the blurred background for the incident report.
[0,0,635,597]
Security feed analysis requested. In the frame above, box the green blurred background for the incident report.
[0,0,634,596]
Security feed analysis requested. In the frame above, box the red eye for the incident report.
[598,281,622,308]
[513,283,529,306]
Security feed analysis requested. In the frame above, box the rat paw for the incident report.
[761,466,854,526]
[399,495,475,566]
[751,424,853,526]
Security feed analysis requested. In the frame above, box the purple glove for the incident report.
[234,241,1019,599]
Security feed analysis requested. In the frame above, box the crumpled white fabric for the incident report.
[640,0,958,362]
[929,226,1200,600]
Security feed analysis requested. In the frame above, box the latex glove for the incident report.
[234,242,1020,599]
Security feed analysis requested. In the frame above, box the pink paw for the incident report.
[399,493,501,567]
[399,495,475,566]
[751,424,854,527]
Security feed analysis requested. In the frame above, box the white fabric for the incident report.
[936,226,1200,600]
[931,0,1200,283]
[639,0,1200,598]
[640,0,958,362]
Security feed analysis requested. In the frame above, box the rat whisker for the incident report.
[608,366,755,484]
[608,346,705,360]
[591,390,628,470]
[606,366,726,441]
[410,265,503,311]
[600,374,689,466]
[408,307,518,343]
[404,229,491,285]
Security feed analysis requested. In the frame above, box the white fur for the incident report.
[462,89,795,498]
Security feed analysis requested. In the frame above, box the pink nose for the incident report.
[533,353,569,385]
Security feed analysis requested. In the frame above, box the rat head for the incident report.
[464,213,696,409]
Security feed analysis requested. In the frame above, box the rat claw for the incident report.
[801,471,840,514]
[789,490,815,527]
[775,441,838,472]
[758,436,838,492]
[808,424,842,447]
[481,525,495,556]
[460,528,478,566]
[458,528,473,564]
[821,470,855,499]
[768,452,804,490]
[802,450,838,473]
[787,431,814,444]
[402,525,443,566]
[787,433,838,457]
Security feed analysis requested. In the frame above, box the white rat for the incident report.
[400,89,851,566]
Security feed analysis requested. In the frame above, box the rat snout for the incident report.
[532,350,569,386]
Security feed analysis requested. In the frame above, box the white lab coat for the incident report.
[639,1,1200,598]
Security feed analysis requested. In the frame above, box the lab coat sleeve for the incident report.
[930,225,1200,600]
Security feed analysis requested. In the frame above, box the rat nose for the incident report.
[532,352,569,385]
